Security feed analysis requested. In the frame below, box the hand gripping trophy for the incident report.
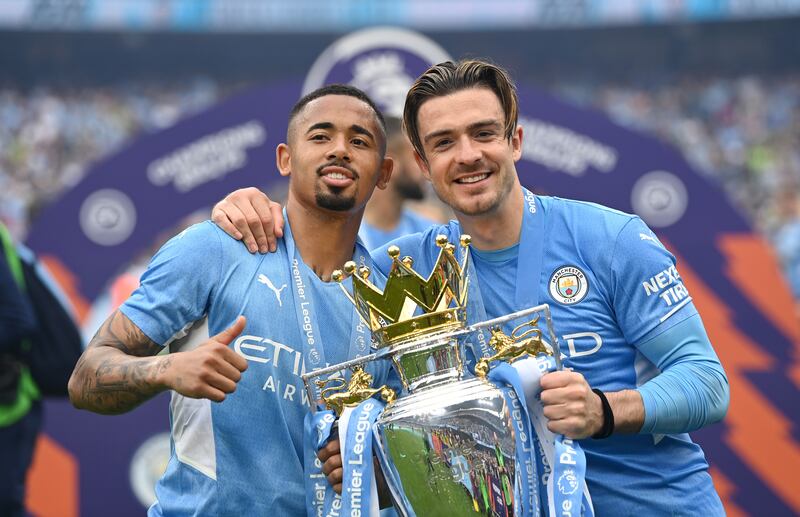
[303,235,591,517]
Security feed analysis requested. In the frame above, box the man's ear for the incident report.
[375,156,394,190]
[414,150,432,181]
[511,125,523,162]
[276,143,291,177]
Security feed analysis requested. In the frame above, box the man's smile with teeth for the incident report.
[457,173,489,184]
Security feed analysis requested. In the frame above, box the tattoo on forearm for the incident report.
[90,310,162,356]
[71,310,170,414]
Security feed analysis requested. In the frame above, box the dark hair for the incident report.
[403,59,519,160]
[289,84,387,137]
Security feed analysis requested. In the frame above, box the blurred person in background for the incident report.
[770,186,800,319]
[358,116,441,249]
[0,221,40,517]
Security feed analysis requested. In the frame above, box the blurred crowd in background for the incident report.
[2,73,798,302]
[0,78,224,237]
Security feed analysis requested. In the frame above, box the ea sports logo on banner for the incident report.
[79,188,137,246]
[631,170,688,228]
[303,27,452,117]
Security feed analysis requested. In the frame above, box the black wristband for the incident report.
[591,388,615,439]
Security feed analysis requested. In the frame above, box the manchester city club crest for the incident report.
[549,266,589,305]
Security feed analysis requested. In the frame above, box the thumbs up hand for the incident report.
[163,316,249,402]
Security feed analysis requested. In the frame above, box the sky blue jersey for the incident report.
[372,192,725,517]
[358,208,436,250]
[121,220,387,517]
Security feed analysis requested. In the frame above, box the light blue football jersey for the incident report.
[372,191,724,516]
[121,220,386,517]
[358,208,436,250]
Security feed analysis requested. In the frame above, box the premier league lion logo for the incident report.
[302,27,452,117]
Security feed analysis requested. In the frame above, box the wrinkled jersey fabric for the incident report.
[372,192,725,517]
[122,220,388,517]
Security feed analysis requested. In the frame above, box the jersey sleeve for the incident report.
[636,314,729,434]
[610,217,698,346]
[120,221,224,347]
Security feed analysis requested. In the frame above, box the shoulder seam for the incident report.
[208,221,225,311]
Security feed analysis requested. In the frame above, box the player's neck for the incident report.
[286,197,363,282]
[363,187,403,231]
[456,184,524,251]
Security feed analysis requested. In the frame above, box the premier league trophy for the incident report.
[303,235,568,517]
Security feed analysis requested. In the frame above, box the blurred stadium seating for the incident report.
[2,69,798,301]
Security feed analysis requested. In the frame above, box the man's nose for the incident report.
[326,135,351,161]
[455,136,481,165]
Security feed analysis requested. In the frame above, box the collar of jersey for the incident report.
[470,242,520,264]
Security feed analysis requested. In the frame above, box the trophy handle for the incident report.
[317,365,396,416]
[474,318,553,378]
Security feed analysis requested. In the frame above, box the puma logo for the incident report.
[639,233,659,244]
[258,274,287,306]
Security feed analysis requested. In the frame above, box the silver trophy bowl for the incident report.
[304,304,562,517]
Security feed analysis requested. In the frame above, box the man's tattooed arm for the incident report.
[68,310,171,415]
[69,310,249,415]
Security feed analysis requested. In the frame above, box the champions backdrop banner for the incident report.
[24,27,799,517]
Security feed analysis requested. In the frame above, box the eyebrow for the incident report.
[422,119,502,144]
[350,124,376,142]
[306,122,333,134]
[306,122,376,142]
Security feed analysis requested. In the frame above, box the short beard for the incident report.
[315,187,356,211]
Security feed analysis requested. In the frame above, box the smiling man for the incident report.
[68,84,393,516]
[215,60,729,516]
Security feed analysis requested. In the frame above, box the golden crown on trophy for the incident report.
[332,234,472,346]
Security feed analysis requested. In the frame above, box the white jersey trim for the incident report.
[658,296,693,323]
[168,318,217,480]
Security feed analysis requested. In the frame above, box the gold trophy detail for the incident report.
[306,234,559,516]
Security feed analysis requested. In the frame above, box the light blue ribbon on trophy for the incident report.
[449,187,544,366]
[340,398,385,517]
[304,409,340,517]
[285,208,379,516]
[450,189,594,516]
[283,209,372,397]
[514,356,595,517]
[304,398,385,517]
[488,363,541,517]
